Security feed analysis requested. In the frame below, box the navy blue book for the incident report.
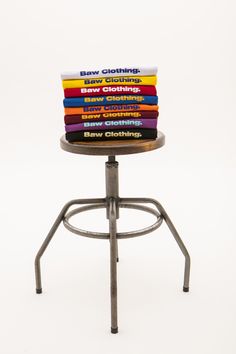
[63,95,158,107]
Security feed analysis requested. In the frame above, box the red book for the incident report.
[64,85,157,98]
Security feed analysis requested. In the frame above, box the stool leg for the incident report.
[116,240,119,262]
[109,198,118,334]
[120,197,191,292]
[34,200,75,294]
[34,198,104,294]
[151,199,190,292]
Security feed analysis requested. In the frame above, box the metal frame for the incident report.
[34,156,190,334]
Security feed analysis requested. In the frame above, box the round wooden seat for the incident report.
[60,131,165,156]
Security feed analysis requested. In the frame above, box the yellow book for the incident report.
[62,76,157,89]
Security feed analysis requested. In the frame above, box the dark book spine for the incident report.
[64,111,159,124]
[66,129,157,142]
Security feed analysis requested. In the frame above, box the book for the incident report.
[61,67,157,80]
[64,85,157,98]
[63,95,158,107]
[66,129,158,142]
[64,104,158,115]
[64,110,159,124]
[62,76,157,89]
[65,119,158,132]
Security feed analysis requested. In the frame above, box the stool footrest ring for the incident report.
[63,202,163,239]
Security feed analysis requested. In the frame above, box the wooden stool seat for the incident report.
[60,131,165,156]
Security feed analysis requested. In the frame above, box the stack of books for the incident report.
[61,67,159,142]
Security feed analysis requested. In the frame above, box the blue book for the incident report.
[63,95,158,107]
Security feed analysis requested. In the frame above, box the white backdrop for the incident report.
[0,0,235,353]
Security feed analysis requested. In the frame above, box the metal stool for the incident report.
[34,131,190,334]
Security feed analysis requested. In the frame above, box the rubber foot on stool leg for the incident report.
[183,287,189,292]
[111,327,118,334]
[36,288,42,294]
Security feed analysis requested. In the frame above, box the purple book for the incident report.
[65,118,158,132]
